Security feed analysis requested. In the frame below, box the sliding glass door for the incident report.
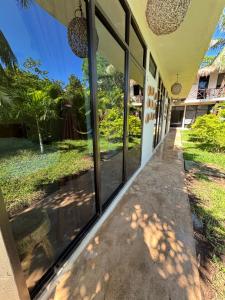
[127,58,144,178]
[0,0,146,296]
[0,0,96,293]
[95,17,125,204]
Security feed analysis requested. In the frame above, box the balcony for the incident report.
[187,87,225,101]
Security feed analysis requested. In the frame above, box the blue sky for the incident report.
[0,0,84,84]
[205,11,225,57]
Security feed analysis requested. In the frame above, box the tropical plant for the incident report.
[64,75,87,135]
[210,12,225,51]
[16,0,31,8]
[0,59,63,153]
[23,90,60,153]
[0,30,17,71]
[190,110,225,152]
[0,30,18,105]
[200,10,225,68]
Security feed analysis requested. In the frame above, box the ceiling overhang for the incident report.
[128,0,224,98]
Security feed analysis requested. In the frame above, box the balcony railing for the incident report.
[188,87,225,100]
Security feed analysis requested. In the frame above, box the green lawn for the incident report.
[181,129,225,299]
[0,137,124,216]
[181,130,225,171]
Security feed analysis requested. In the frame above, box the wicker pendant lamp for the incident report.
[67,0,98,58]
[146,0,191,35]
[171,74,182,95]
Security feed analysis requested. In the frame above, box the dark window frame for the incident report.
[25,0,147,297]
[154,75,167,148]
[149,52,157,78]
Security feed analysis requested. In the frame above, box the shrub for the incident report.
[191,113,225,151]
[100,108,141,142]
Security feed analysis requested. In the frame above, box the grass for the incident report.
[0,137,125,216]
[191,175,225,254]
[181,129,225,299]
[181,130,225,171]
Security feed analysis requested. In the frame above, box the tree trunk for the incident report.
[36,115,44,154]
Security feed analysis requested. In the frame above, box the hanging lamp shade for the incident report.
[146,0,191,35]
[171,82,182,95]
[68,1,98,58]
[171,73,182,95]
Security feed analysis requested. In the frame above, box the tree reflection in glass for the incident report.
[95,17,125,204]
[0,0,96,291]
[127,59,144,178]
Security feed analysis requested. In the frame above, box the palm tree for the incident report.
[20,89,60,153]
[0,30,17,71]
[17,0,31,8]
[210,13,225,51]
[0,30,18,106]
[201,11,225,69]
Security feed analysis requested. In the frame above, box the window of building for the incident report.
[0,0,96,294]
[149,53,157,78]
[96,0,126,40]
[95,17,125,204]
[0,0,147,297]
[130,22,145,67]
[154,76,166,147]
[127,58,144,178]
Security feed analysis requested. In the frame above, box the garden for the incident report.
[0,38,141,217]
[181,103,225,299]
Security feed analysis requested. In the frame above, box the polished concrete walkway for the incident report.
[47,130,201,300]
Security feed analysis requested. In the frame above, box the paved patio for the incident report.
[46,129,201,300]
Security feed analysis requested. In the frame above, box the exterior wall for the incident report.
[186,78,198,100]
[141,50,159,166]
[0,193,29,300]
[208,71,218,89]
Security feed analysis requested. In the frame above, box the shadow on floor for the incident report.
[45,130,201,300]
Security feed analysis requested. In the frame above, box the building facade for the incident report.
[0,1,224,299]
[171,69,225,127]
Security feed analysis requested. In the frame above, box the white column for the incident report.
[182,105,187,128]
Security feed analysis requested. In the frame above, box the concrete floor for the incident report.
[46,130,201,300]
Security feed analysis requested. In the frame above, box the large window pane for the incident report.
[0,0,96,291]
[127,59,144,178]
[95,17,125,204]
[96,0,126,39]
[130,24,144,67]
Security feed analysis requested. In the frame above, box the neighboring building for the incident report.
[0,1,224,299]
[171,65,225,128]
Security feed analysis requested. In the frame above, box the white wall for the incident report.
[141,50,158,166]
[208,71,218,89]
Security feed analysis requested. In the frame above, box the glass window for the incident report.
[130,24,144,67]
[96,0,126,39]
[149,53,157,78]
[127,58,144,178]
[0,0,96,292]
[95,17,125,204]
[154,77,165,147]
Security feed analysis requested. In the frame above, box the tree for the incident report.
[22,90,59,153]
[0,30,18,105]
[64,75,87,136]
[0,30,17,71]
[0,59,63,153]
